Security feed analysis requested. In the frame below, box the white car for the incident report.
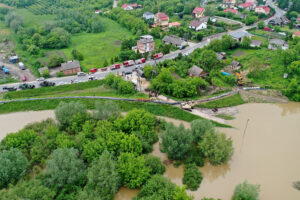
[36,77,45,81]
[77,72,86,76]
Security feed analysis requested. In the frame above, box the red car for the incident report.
[21,75,26,82]
[90,68,98,73]
[101,67,108,71]
[153,53,163,60]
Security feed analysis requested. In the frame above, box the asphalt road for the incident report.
[0,2,285,93]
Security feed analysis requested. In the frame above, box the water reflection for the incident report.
[274,102,300,116]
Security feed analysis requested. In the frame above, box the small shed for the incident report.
[250,40,262,47]
[216,52,226,60]
[188,65,208,78]
[61,60,81,75]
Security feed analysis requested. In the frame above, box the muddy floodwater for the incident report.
[0,103,300,200]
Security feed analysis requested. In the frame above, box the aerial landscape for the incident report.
[0,0,299,199]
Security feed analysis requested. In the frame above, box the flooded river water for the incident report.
[0,103,300,200]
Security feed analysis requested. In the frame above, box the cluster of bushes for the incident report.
[0,101,183,199]
[104,73,136,95]
[0,0,35,7]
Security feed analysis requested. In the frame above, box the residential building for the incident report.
[189,17,208,31]
[268,16,290,26]
[192,7,205,18]
[292,31,300,38]
[229,31,252,42]
[246,0,257,4]
[250,40,262,47]
[255,6,271,15]
[155,12,169,27]
[216,52,226,60]
[61,60,81,75]
[231,60,241,70]
[137,35,155,53]
[189,65,208,78]
[143,12,155,20]
[94,10,100,14]
[224,8,238,14]
[162,35,187,49]
[169,22,181,28]
[122,4,142,10]
[268,39,289,50]
[222,0,236,8]
[239,2,254,10]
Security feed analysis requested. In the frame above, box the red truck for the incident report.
[123,60,135,67]
[153,53,163,60]
[110,64,121,70]
[135,58,146,64]
[90,68,98,73]
[101,67,107,71]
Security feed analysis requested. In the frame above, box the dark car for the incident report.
[3,86,17,91]
[40,81,55,87]
[19,83,35,90]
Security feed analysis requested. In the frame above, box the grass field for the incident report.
[61,17,134,71]
[14,9,55,28]
[196,93,245,108]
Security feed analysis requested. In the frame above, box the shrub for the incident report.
[93,101,120,120]
[144,154,166,175]
[232,181,260,200]
[191,119,215,143]
[182,163,203,191]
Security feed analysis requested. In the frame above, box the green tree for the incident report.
[47,54,65,68]
[241,37,251,49]
[173,186,194,200]
[41,68,50,78]
[281,49,299,66]
[144,154,166,175]
[258,21,265,29]
[245,15,258,25]
[44,148,86,188]
[93,101,120,120]
[200,50,219,71]
[247,58,264,78]
[0,148,28,188]
[55,101,88,129]
[222,34,236,50]
[72,49,84,61]
[204,5,217,17]
[161,123,192,160]
[143,65,155,80]
[117,153,150,189]
[288,60,300,76]
[232,181,260,200]
[78,151,120,200]
[151,68,174,94]
[183,163,203,191]
[199,132,233,165]
[191,119,215,143]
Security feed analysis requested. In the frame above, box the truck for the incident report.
[110,64,121,70]
[135,58,146,64]
[19,83,35,90]
[40,81,55,87]
[153,53,163,60]
[123,60,135,67]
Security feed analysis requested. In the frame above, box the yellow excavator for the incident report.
[235,72,244,86]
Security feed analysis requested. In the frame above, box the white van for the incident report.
[18,62,26,70]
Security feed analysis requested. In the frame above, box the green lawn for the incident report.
[61,17,134,71]
[196,93,245,108]
[216,114,235,120]
[14,9,55,28]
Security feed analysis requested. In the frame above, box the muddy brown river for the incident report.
[0,103,300,200]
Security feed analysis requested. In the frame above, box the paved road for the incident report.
[265,0,286,23]
[0,1,284,93]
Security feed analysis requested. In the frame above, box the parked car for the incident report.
[21,75,26,82]
[77,72,86,76]
[122,71,132,75]
[135,58,146,64]
[90,68,98,73]
[153,53,163,60]
[19,83,35,90]
[3,86,17,91]
[2,67,9,74]
[88,76,97,81]
[37,77,45,81]
[18,62,26,70]
[40,81,55,87]
[101,67,108,71]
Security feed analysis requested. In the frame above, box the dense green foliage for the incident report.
[93,101,121,120]
[144,154,166,175]
[232,181,260,200]
[0,148,28,188]
[191,119,215,143]
[104,73,136,95]
[182,163,203,191]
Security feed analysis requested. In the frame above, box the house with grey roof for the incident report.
[216,52,226,60]
[189,17,208,31]
[143,12,155,20]
[229,31,252,42]
[268,39,289,50]
[61,60,81,75]
[188,65,208,78]
[250,40,262,48]
[162,35,187,49]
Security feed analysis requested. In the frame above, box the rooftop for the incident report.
[229,31,252,39]
[61,60,81,70]
[189,65,205,76]
[193,7,205,14]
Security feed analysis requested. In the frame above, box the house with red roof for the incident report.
[154,12,169,27]
[239,2,254,11]
[255,6,271,15]
[224,8,238,14]
[192,7,205,18]
[169,22,181,28]
[293,31,300,38]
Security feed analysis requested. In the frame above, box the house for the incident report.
[137,35,155,53]
[189,65,208,78]
[189,17,208,31]
[94,10,100,14]
[268,17,290,26]
[239,2,254,11]
[292,31,300,38]
[162,35,187,49]
[224,8,238,14]
[154,12,169,27]
[231,60,241,70]
[250,40,262,47]
[192,7,205,18]
[268,39,289,50]
[169,22,181,28]
[229,31,252,42]
[246,0,257,4]
[143,12,155,20]
[216,52,226,60]
[222,0,236,8]
[122,4,133,10]
[255,6,270,15]
[61,60,81,75]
